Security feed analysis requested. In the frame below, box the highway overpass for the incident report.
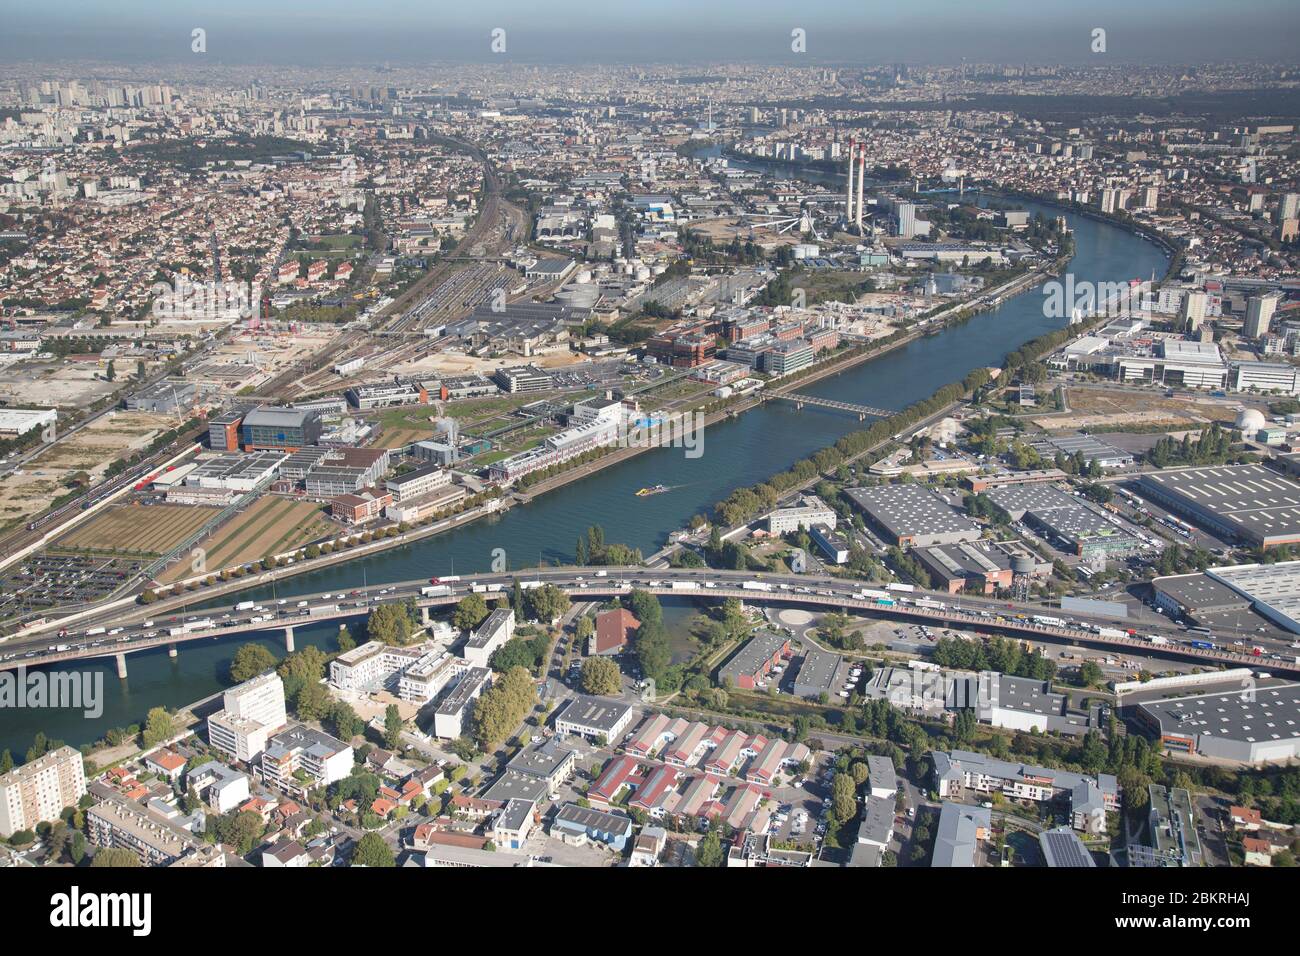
[3,566,1296,678]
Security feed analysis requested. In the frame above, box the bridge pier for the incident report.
[168,643,177,659]
[115,653,128,679]
[284,626,295,653]
[420,605,431,625]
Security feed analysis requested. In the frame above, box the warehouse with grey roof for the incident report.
[1137,464,1300,548]
[1132,681,1300,764]
[845,484,981,548]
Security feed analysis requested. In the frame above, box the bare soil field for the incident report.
[157,495,332,582]
[0,410,173,531]
[55,502,219,556]
[1035,386,1245,432]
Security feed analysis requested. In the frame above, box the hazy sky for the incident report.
[2,0,1298,65]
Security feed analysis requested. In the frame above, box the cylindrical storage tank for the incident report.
[1012,556,1036,575]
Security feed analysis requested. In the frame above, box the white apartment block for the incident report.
[398,650,470,703]
[329,640,438,695]
[86,799,197,867]
[766,496,837,535]
[0,745,87,837]
[463,608,515,668]
[385,463,451,502]
[434,667,492,739]
[207,672,287,763]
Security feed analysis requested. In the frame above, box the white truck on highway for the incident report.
[671,581,699,591]
[742,581,773,592]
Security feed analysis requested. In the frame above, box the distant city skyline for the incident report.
[2,0,1299,65]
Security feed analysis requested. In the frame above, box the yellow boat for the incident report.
[635,484,668,497]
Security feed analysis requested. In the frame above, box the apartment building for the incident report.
[261,726,354,797]
[0,745,87,837]
[433,667,492,739]
[931,750,1118,834]
[86,799,219,867]
[385,463,451,502]
[766,495,836,535]
[207,672,288,763]
[463,608,516,668]
[329,641,430,694]
[398,650,469,704]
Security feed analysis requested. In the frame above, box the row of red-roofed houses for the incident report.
[624,713,810,783]
[588,756,774,834]
[1229,805,1298,867]
[589,714,812,835]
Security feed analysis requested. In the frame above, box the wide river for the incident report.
[0,187,1167,759]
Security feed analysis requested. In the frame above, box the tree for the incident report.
[141,707,175,748]
[329,701,364,741]
[1077,661,1104,687]
[90,847,140,867]
[575,615,595,645]
[453,593,490,632]
[352,832,395,867]
[527,584,571,624]
[367,603,413,645]
[382,704,404,749]
[217,810,265,856]
[695,828,724,867]
[471,666,537,750]
[336,624,356,652]
[0,750,14,774]
[632,619,672,684]
[278,646,328,685]
[580,657,621,696]
[831,773,857,822]
[230,643,277,682]
[294,681,331,721]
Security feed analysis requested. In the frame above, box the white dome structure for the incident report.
[1236,408,1267,433]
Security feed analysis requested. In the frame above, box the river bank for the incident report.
[0,182,1170,760]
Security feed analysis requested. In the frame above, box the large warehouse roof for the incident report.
[1138,682,1300,751]
[845,484,980,544]
[1207,561,1300,633]
[1138,464,1300,547]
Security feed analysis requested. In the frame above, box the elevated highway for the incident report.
[4,567,1295,678]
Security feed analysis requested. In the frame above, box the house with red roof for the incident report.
[144,749,187,781]
[590,608,640,656]
[588,755,643,809]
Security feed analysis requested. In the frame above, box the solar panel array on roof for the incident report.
[1039,827,1096,867]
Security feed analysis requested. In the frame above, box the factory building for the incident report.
[1138,464,1300,548]
[845,484,981,548]
[240,405,322,452]
[1132,682,1300,765]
